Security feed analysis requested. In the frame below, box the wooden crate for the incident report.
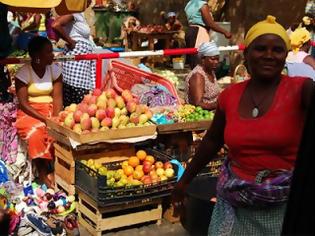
[47,119,156,144]
[157,120,212,134]
[54,143,133,185]
[78,191,162,236]
[55,174,76,196]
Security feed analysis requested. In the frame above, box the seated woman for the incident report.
[185,41,221,110]
[165,12,185,48]
[15,36,63,187]
[286,27,315,80]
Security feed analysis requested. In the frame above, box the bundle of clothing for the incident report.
[131,82,177,107]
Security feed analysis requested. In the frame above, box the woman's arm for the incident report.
[15,79,47,123]
[303,55,315,70]
[172,107,226,210]
[22,14,41,32]
[51,15,76,50]
[52,76,63,116]
[189,73,217,110]
[200,4,231,39]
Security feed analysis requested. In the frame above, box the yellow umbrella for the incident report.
[0,0,88,14]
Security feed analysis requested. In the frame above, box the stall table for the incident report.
[130,31,178,51]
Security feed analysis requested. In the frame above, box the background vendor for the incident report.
[185,41,221,110]
[165,12,185,48]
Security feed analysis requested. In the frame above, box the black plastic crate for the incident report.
[75,151,178,207]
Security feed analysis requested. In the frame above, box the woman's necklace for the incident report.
[248,79,280,118]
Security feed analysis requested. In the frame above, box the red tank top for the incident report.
[218,76,307,181]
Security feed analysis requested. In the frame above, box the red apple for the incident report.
[105,108,115,119]
[141,176,152,185]
[155,161,164,169]
[164,162,173,169]
[92,88,102,97]
[80,117,92,131]
[105,88,117,99]
[73,110,83,123]
[82,94,92,104]
[101,117,112,127]
[107,98,116,109]
[96,109,106,121]
[77,103,89,113]
[122,90,133,102]
[127,101,137,113]
[88,96,97,105]
[142,162,152,174]
[87,104,97,117]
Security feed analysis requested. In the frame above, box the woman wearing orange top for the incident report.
[15,36,63,187]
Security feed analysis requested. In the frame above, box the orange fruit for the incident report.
[128,156,140,168]
[122,160,129,168]
[135,165,143,172]
[145,155,155,164]
[136,150,147,161]
[124,166,134,176]
[133,170,144,180]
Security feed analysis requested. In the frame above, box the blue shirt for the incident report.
[185,0,208,26]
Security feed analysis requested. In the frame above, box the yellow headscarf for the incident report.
[290,27,311,52]
[244,15,291,50]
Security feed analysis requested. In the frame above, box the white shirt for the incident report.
[64,13,91,44]
[16,63,62,90]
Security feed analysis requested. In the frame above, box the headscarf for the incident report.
[198,41,220,57]
[290,27,311,52]
[167,12,176,18]
[244,15,291,50]
[302,16,311,26]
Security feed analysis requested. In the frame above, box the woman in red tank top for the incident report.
[173,16,314,236]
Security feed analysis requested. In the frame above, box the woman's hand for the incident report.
[171,181,188,217]
[224,32,232,39]
[68,39,77,50]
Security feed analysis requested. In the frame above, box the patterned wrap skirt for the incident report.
[15,103,53,160]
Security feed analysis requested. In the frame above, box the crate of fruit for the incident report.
[152,105,214,134]
[47,88,157,144]
[75,149,178,207]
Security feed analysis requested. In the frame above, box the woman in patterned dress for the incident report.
[185,41,221,110]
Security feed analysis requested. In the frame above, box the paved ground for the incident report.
[79,220,190,236]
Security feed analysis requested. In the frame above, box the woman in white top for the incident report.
[52,3,95,106]
[15,36,63,187]
[286,27,315,80]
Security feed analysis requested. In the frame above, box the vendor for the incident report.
[184,0,231,69]
[165,12,185,48]
[120,16,141,48]
[15,36,63,187]
[185,41,221,110]
[286,27,315,80]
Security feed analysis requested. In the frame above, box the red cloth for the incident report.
[218,76,307,181]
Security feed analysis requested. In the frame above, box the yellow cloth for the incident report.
[38,14,46,32]
[27,66,53,103]
[244,15,290,50]
[0,0,61,8]
[28,83,53,103]
[290,27,311,52]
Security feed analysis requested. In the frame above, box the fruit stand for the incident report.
[42,57,224,234]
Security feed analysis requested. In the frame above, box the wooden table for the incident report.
[129,31,178,51]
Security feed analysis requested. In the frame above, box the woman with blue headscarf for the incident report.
[185,41,221,110]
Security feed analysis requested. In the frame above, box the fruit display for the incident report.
[80,150,175,188]
[174,105,214,122]
[137,25,166,34]
[151,105,214,125]
[57,88,153,134]
[153,69,179,87]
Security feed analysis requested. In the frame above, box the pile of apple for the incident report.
[58,88,153,134]
[81,150,175,188]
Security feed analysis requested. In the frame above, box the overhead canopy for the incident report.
[0,0,88,14]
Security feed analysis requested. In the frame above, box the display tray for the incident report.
[157,120,212,134]
[46,119,156,144]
